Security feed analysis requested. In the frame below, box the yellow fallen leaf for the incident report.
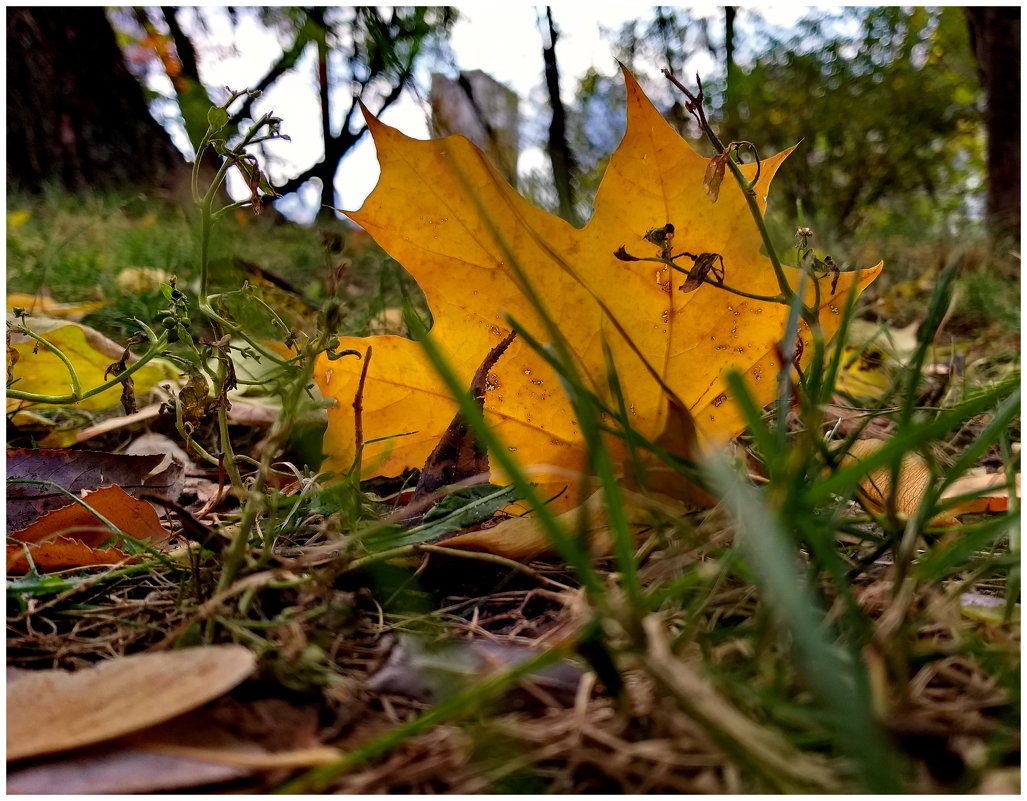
[835,343,891,399]
[842,439,1018,525]
[437,488,686,560]
[6,292,106,321]
[8,209,31,228]
[315,67,881,506]
[7,316,177,411]
[116,267,171,294]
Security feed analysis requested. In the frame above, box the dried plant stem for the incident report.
[352,345,374,474]
[642,616,842,793]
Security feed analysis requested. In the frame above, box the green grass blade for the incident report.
[707,455,902,792]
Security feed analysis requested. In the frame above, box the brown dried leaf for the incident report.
[844,439,1020,524]
[7,646,256,762]
[410,332,517,511]
[843,438,939,521]
[6,698,336,794]
[703,150,731,202]
[10,485,170,547]
[7,448,180,531]
[6,537,133,574]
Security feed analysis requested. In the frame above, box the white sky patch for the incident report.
[138,6,823,224]
[177,6,656,223]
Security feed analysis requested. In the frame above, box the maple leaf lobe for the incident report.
[314,68,882,508]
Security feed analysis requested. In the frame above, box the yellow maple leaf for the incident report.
[315,68,881,500]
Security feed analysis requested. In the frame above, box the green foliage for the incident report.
[5,189,420,343]
[728,8,982,242]
[603,7,982,247]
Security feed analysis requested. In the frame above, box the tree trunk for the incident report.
[963,7,1020,237]
[6,7,186,193]
[722,7,739,143]
[540,8,580,226]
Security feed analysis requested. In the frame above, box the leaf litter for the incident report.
[6,69,1018,793]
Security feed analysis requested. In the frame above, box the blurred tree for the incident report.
[7,7,185,193]
[259,7,457,215]
[138,8,215,154]
[726,8,983,241]
[117,7,456,214]
[581,8,984,248]
[963,7,1020,236]
[539,7,581,225]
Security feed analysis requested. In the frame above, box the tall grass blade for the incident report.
[707,455,902,792]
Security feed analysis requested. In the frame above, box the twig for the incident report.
[352,345,374,474]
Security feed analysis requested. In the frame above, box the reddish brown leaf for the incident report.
[6,537,133,574]
[7,448,182,531]
[10,485,170,547]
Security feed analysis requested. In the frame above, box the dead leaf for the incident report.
[72,403,164,444]
[6,741,250,795]
[6,536,134,574]
[5,694,333,794]
[6,645,256,762]
[835,343,892,399]
[703,149,731,202]
[7,448,183,531]
[7,316,176,412]
[368,634,583,709]
[410,331,516,512]
[10,485,170,547]
[125,702,340,769]
[844,439,1020,525]
[942,470,1020,516]
[843,438,942,522]
[314,67,880,506]
[438,488,685,560]
[116,266,172,294]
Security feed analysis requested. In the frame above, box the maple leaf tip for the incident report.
[357,100,384,132]
[617,61,642,90]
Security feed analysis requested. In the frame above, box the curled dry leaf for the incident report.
[7,447,182,531]
[941,470,1020,516]
[842,438,1018,525]
[7,645,256,762]
[409,331,517,514]
[314,67,881,510]
[438,488,686,560]
[843,438,935,520]
[703,149,731,202]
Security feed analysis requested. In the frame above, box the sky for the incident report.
[137,6,810,224]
